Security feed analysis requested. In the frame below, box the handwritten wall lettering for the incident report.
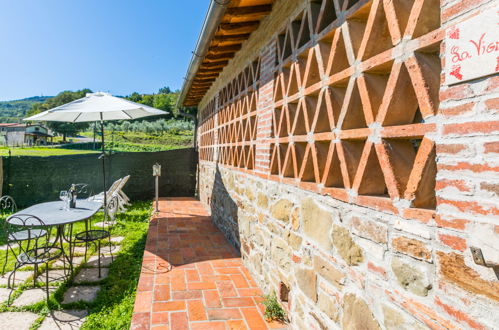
[445,6,499,84]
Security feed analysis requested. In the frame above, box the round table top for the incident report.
[8,200,102,226]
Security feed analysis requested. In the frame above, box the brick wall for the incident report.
[196,0,499,328]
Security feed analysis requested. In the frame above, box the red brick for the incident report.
[443,121,499,135]
[134,291,152,313]
[190,321,226,330]
[170,312,188,330]
[187,300,207,321]
[437,198,499,216]
[434,297,485,329]
[436,144,468,155]
[440,84,471,101]
[226,320,247,330]
[153,285,170,301]
[435,179,472,193]
[438,234,467,252]
[230,274,250,288]
[151,312,169,325]
[438,162,499,173]
[174,290,203,300]
[484,98,499,111]
[439,102,474,117]
[367,262,387,279]
[131,313,150,330]
[241,307,267,329]
[153,301,186,312]
[217,280,238,297]
[204,290,222,308]
[188,281,217,290]
[435,216,469,231]
[207,308,242,320]
[484,141,499,153]
[222,297,256,307]
[442,0,488,23]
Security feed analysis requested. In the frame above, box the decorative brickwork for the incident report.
[194,0,499,328]
[269,0,441,214]
[199,59,261,170]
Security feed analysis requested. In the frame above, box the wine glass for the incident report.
[59,191,68,210]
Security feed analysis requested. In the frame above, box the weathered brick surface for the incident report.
[195,0,499,328]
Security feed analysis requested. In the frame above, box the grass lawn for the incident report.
[0,201,152,329]
[0,147,99,157]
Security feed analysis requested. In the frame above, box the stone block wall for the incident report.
[196,0,499,328]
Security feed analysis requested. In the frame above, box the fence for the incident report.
[1,148,197,207]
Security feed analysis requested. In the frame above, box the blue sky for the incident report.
[0,0,209,101]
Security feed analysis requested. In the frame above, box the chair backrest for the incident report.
[72,183,92,199]
[105,178,123,199]
[106,195,120,225]
[6,214,54,258]
[0,196,17,213]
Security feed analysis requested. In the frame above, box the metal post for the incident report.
[153,163,161,212]
[100,118,107,223]
[155,176,159,212]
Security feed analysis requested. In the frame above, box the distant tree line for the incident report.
[102,118,194,135]
[25,87,186,141]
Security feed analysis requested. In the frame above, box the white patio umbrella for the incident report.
[24,92,168,213]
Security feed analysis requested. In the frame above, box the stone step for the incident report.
[84,255,114,268]
[73,267,109,284]
[0,312,39,330]
[62,286,100,304]
[39,310,88,330]
[0,270,32,287]
[12,287,56,307]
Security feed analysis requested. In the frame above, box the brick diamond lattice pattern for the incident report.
[198,0,441,216]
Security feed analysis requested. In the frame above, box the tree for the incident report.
[158,86,171,94]
[27,89,92,141]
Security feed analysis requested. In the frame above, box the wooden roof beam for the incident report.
[225,5,272,19]
[212,34,250,43]
[199,60,229,68]
[204,53,236,62]
[219,21,260,34]
[206,44,242,54]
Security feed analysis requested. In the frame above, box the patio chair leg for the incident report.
[45,262,49,303]
[34,239,39,286]
[34,264,37,287]
[7,263,19,290]
[68,224,73,273]
[2,249,8,276]
[108,235,113,261]
[98,240,101,278]
[59,232,66,272]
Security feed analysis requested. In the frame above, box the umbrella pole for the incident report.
[101,120,107,222]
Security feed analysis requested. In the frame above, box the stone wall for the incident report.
[196,0,499,328]
[3,148,197,207]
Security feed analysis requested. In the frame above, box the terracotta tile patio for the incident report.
[131,197,286,330]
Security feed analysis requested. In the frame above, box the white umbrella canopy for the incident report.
[24,92,167,122]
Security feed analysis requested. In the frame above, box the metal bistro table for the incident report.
[8,200,102,274]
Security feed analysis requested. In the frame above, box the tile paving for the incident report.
[131,197,287,330]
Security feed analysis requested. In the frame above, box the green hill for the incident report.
[0,96,52,122]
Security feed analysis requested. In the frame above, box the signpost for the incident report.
[153,163,161,212]
[445,6,499,85]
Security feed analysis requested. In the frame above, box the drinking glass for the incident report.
[59,191,68,210]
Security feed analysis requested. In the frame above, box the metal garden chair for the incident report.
[73,195,119,278]
[5,214,62,304]
[1,196,48,282]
